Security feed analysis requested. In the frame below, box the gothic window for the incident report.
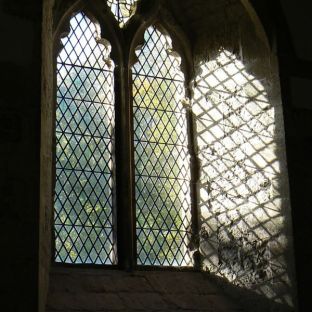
[41,0,294,308]
[133,26,192,266]
[53,1,195,268]
[54,13,116,264]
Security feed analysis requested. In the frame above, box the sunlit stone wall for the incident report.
[193,49,293,307]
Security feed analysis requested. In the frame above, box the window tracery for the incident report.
[53,3,195,267]
[107,0,138,27]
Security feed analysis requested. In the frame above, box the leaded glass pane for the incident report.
[54,12,116,264]
[133,26,192,266]
[107,0,138,27]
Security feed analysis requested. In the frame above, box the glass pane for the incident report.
[133,26,192,266]
[107,0,138,27]
[54,12,116,265]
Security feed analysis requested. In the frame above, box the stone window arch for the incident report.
[40,1,296,311]
[45,0,198,269]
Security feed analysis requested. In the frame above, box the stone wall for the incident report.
[40,0,55,310]
[281,58,312,312]
[46,267,243,312]
[190,4,296,309]
[193,49,294,310]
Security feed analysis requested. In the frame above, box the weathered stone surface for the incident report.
[146,271,219,295]
[192,47,294,311]
[118,292,169,310]
[46,268,242,312]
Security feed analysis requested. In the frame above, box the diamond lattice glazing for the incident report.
[133,26,192,266]
[54,12,116,264]
[107,0,138,27]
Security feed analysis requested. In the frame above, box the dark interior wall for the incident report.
[242,1,312,310]
[0,0,42,311]
[273,1,312,311]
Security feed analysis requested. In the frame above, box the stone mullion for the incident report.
[114,58,136,270]
[184,75,202,270]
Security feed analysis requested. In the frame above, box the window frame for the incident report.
[51,0,200,271]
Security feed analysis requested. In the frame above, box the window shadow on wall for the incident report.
[193,49,293,310]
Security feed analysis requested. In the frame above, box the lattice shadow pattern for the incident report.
[193,50,291,305]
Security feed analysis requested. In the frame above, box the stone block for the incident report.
[165,293,214,310]
[47,292,124,311]
[118,292,169,310]
[145,272,218,295]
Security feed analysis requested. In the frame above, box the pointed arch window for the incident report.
[41,1,293,308]
[52,1,197,269]
[54,12,116,264]
[133,26,192,266]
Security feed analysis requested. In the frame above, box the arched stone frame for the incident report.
[52,2,121,264]
[40,0,198,300]
[40,1,297,311]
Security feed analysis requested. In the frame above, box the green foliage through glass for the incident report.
[133,26,192,266]
[54,13,116,264]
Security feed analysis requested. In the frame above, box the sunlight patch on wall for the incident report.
[193,49,292,306]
